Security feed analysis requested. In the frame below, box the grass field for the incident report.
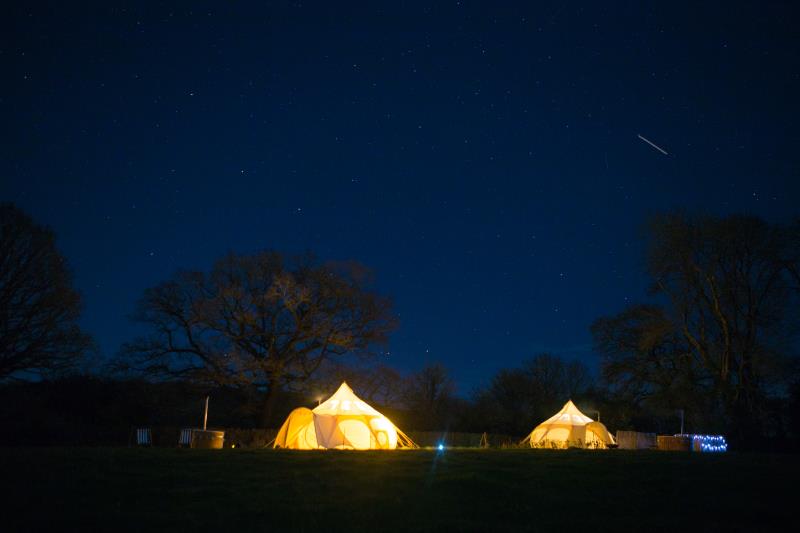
[3,447,796,531]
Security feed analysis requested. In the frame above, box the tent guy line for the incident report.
[637,133,669,155]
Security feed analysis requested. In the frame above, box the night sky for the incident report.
[2,2,799,392]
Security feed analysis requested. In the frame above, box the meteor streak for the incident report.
[637,134,669,155]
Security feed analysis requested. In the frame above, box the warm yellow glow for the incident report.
[370,416,398,449]
[273,407,319,449]
[273,382,416,450]
[523,400,615,449]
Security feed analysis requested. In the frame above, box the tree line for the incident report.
[1,203,799,448]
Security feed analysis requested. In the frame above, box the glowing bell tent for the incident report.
[273,382,416,450]
[521,400,615,449]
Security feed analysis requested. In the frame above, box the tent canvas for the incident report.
[522,400,615,449]
[274,382,416,450]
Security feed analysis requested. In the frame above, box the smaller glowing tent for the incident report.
[522,400,615,449]
[273,382,416,450]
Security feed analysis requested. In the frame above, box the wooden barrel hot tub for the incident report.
[191,429,225,449]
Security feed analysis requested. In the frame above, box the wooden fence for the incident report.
[135,427,520,448]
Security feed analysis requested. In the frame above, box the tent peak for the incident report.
[314,381,379,416]
[559,399,594,421]
[558,399,576,410]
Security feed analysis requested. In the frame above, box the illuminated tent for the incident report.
[521,400,615,449]
[273,382,416,450]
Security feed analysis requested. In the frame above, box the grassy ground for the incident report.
[2,448,796,532]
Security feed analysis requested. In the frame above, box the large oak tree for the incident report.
[119,251,397,425]
[0,203,92,380]
[592,213,800,441]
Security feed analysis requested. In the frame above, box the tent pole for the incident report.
[203,396,209,431]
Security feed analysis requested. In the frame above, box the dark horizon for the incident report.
[3,2,799,392]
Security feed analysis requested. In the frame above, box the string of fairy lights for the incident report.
[677,434,728,452]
